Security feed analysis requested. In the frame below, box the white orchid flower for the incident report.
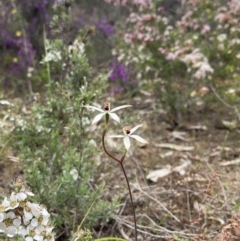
[109,124,148,151]
[84,102,132,125]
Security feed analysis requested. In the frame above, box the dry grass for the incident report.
[95,96,240,240]
[1,94,240,240]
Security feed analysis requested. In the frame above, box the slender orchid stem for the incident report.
[102,129,138,241]
[119,161,137,241]
[102,129,120,163]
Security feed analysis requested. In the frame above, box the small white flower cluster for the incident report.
[70,168,79,181]
[167,47,214,79]
[43,51,62,63]
[217,33,227,43]
[0,180,54,241]
[68,39,85,56]
[104,0,152,9]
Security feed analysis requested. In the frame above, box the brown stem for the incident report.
[102,129,138,241]
[119,161,137,241]
[102,129,120,163]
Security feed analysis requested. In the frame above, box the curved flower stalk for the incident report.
[0,177,55,241]
[84,101,132,125]
[85,101,148,241]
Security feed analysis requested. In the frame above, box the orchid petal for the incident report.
[84,105,104,112]
[131,124,143,134]
[108,135,125,138]
[124,136,131,150]
[130,135,148,144]
[91,113,105,125]
[111,105,132,112]
[109,112,120,123]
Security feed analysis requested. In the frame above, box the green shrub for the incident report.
[106,0,240,120]
[4,32,111,239]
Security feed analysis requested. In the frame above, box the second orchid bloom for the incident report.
[109,124,148,151]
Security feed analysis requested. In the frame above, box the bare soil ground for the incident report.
[1,93,240,241]
[95,95,240,241]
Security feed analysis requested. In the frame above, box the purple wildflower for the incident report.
[110,61,131,82]
[109,60,139,94]
[96,18,115,36]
